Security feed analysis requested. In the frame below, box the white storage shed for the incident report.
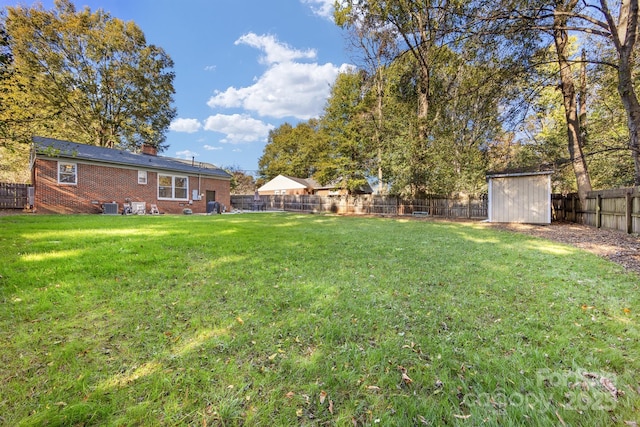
[487,171,553,224]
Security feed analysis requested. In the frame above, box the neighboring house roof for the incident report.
[257,174,373,194]
[258,175,312,192]
[33,136,231,179]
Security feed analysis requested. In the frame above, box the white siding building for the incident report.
[487,171,553,224]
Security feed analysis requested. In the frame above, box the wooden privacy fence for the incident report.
[553,187,640,234]
[0,183,31,209]
[231,194,488,219]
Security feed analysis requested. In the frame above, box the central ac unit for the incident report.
[103,202,118,215]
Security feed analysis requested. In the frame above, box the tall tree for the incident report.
[552,0,592,202]
[335,5,398,194]
[599,0,640,184]
[224,166,257,195]
[509,0,640,184]
[3,0,176,151]
[0,17,12,145]
[318,71,374,192]
[336,0,468,139]
[258,119,328,181]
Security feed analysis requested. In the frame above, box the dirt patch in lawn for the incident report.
[481,221,640,276]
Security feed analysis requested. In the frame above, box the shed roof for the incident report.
[33,136,231,179]
[486,170,554,179]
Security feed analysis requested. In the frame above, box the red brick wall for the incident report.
[33,159,230,214]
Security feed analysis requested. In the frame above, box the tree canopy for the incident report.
[1,0,176,153]
[258,0,639,196]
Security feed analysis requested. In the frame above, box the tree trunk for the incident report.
[600,0,640,185]
[617,58,640,184]
[553,1,592,203]
[375,67,385,194]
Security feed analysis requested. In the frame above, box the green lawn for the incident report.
[1,213,638,426]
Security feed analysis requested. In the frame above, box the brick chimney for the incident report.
[141,144,157,156]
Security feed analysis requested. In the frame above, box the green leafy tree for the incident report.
[335,5,398,194]
[225,166,256,195]
[551,0,592,202]
[317,71,374,192]
[0,15,31,182]
[3,0,176,152]
[0,17,11,145]
[258,119,328,181]
[380,52,499,196]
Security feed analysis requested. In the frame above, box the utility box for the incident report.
[487,171,553,224]
[102,202,118,215]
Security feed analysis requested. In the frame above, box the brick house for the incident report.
[31,136,231,214]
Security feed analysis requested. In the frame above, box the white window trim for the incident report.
[158,174,189,200]
[138,170,148,185]
[57,161,77,185]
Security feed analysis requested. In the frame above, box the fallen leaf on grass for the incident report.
[583,372,622,400]
[624,421,638,427]
[398,365,413,385]
[285,391,295,399]
[328,399,334,414]
[296,408,303,417]
[236,317,244,325]
[454,414,471,419]
[623,307,631,314]
[367,385,381,392]
[319,390,327,404]
[600,376,620,400]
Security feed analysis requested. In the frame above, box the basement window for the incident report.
[158,174,188,200]
[138,170,147,185]
[58,162,77,185]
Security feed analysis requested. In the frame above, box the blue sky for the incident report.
[2,0,352,174]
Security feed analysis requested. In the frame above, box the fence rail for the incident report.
[231,194,488,219]
[553,187,640,234]
[0,183,31,209]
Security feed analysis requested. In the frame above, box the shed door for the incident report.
[490,175,550,224]
[206,191,216,203]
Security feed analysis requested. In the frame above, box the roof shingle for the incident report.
[33,136,231,179]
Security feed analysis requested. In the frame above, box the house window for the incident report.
[138,170,147,184]
[158,174,188,200]
[58,162,77,184]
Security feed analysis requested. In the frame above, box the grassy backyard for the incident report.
[0,213,638,426]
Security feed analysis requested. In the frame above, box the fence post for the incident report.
[626,192,633,234]
[596,194,602,228]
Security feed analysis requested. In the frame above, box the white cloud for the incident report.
[169,118,202,133]
[203,144,223,151]
[203,114,274,143]
[207,33,350,120]
[204,65,216,71]
[175,150,199,159]
[301,0,338,20]
[235,33,316,65]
